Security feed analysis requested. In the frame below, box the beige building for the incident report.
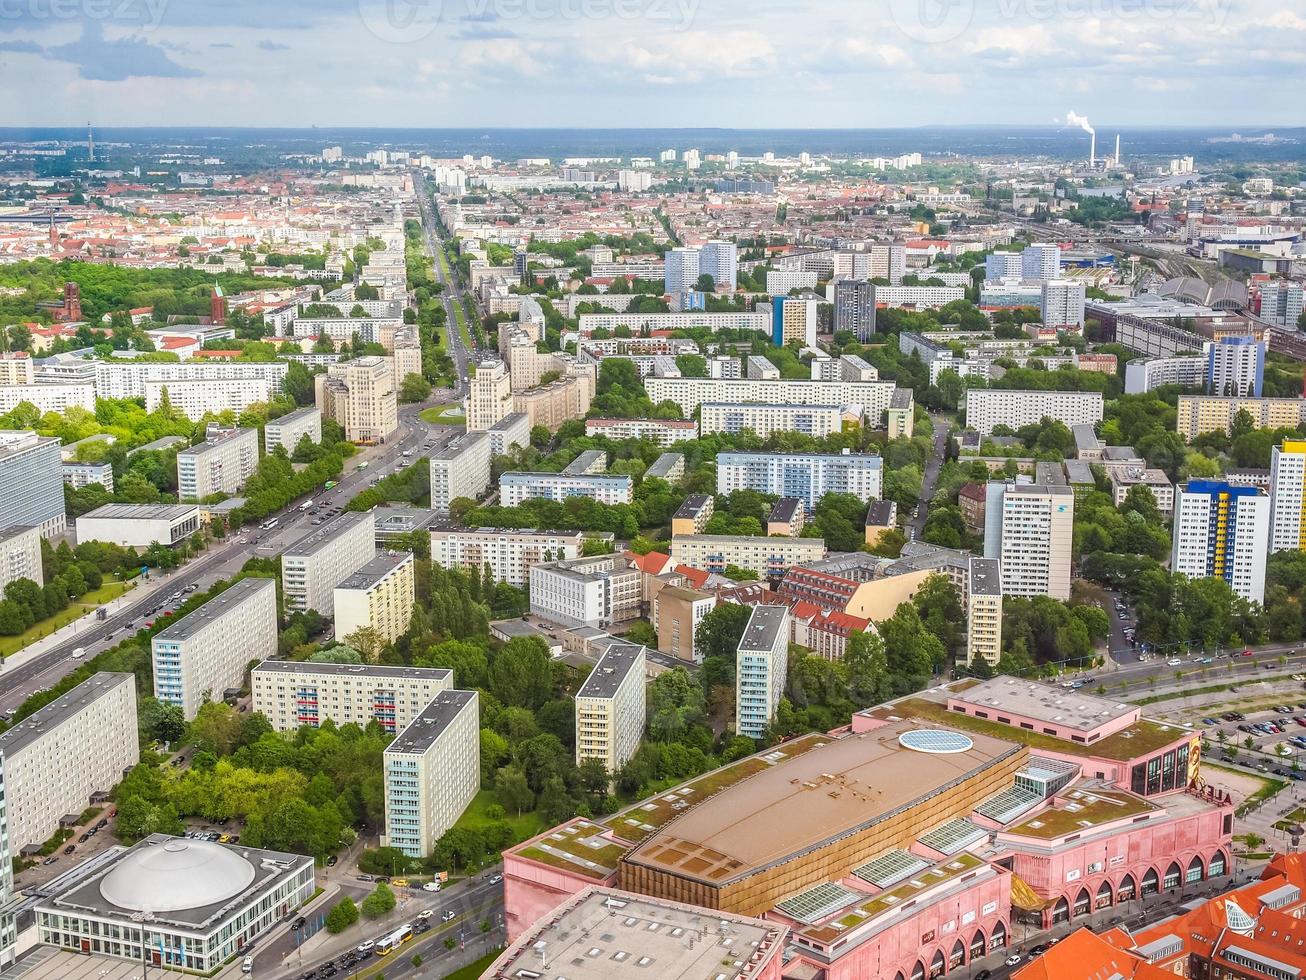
[152,577,278,720]
[316,356,398,444]
[383,689,480,858]
[281,511,375,617]
[575,642,646,773]
[966,557,1003,667]
[507,332,569,391]
[333,551,416,647]
[654,585,716,664]
[428,526,587,586]
[670,494,714,536]
[766,498,805,537]
[0,672,138,852]
[670,534,826,580]
[466,359,513,431]
[0,353,34,386]
[429,431,491,513]
[1176,394,1306,440]
[251,661,452,734]
[513,372,594,430]
[0,524,42,589]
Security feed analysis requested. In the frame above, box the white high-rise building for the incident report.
[1021,243,1063,281]
[735,605,790,739]
[429,527,586,586]
[152,577,278,720]
[1206,337,1265,398]
[466,359,513,432]
[985,251,1023,280]
[264,407,322,455]
[1040,279,1086,330]
[0,753,13,970]
[663,247,701,294]
[1270,440,1306,554]
[1260,280,1305,328]
[0,524,42,590]
[575,642,645,773]
[176,427,258,501]
[716,452,883,509]
[983,481,1074,600]
[334,551,415,647]
[281,511,375,617]
[699,240,738,291]
[1172,481,1269,604]
[966,557,1003,667]
[251,662,452,734]
[429,431,491,513]
[965,389,1103,435]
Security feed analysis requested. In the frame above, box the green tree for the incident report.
[694,604,751,662]
[360,882,396,919]
[494,766,535,817]
[487,637,552,709]
[398,373,433,403]
[325,897,359,934]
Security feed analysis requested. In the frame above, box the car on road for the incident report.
[417,910,434,920]
[423,881,441,892]
[1167,657,1182,666]
[356,874,374,882]
[242,954,253,973]
[1244,648,1254,657]
[391,877,409,888]
[356,940,374,955]
[291,917,306,931]
[489,873,503,884]
[42,856,57,866]
[63,844,75,855]
[1006,954,1023,967]
[441,910,455,922]
[326,854,337,866]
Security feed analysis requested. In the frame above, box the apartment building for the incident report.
[700,402,846,439]
[966,557,1003,668]
[965,389,1104,435]
[746,355,780,380]
[263,407,322,455]
[575,642,646,772]
[1271,439,1306,553]
[513,372,594,430]
[429,431,491,513]
[0,352,33,385]
[144,378,280,420]
[584,417,698,446]
[716,451,883,509]
[771,295,818,347]
[334,551,416,646]
[177,427,258,500]
[1039,279,1086,330]
[315,356,398,444]
[670,534,827,581]
[1260,279,1305,328]
[62,461,113,491]
[0,755,11,969]
[1106,464,1175,513]
[671,494,714,536]
[487,412,531,456]
[1206,336,1264,397]
[735,605,790,739]
[1124,353,1207,394]
[94,360,288,400]
[874,285,965,308]
[0,672,138,852]
[645,452,685,483]
[499,471,633,507]
[466,359,514,431]
[767,497,805,536]
[577,312,771,337]
[1022,242,1063,281]
[983,481,1075,600]
[833,280,877,340]
[768,269,818,293]
[0,431,66,537]
[152,577,278,720]
[0,524,41,589]
[654,585,715,664]
[383,690,480,858]
[251,661,452,733]
[529,554,644,628]
[429,526,586,586]
[1175,395,1306,440]
[0,383,94,415]
[644,376,902,418]
[1172,480,1269,604]
[281,511,375,617]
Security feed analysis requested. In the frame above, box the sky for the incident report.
[0,0,1303,128]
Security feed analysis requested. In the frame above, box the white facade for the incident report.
[983,482,1075,600]
[670,534,826,580]
[965,389,1104,435]
[767,269,819,293]
[700,402,845,439]
[94,361,288,400]
[1124,354,1206,394]
[177,427,258,500]
[1040,279,1087,330]
[0,524,42,589]
[429,431,491,513]
[145,377,279,420]
[874,285,965,308]
[1271,441,1306,553]
[985,251,1024,280]
[466,359,513,431]
[1259,280,1304,328]
[1021,242,1063,281]
[75,503,200,548]
[1172,482,1269,604]
[716,451,883,509]
[281,511,374,617]
[735,605,790,739]
[152,577,278,720]
[0,383,95,414]
[62,461,114,491]
[264,407,322,455]
[584,417,698,445]
[647,376,900,418]
[500,471,633,506]
[487,412,531,456]
[430,527,585,586]
[578,312,771,336]
[664,247,700,294]
[529,554,643,628]
[252,661,453,734]
[315,356,398,444]
[575,643,646,773]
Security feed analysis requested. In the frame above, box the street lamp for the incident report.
[130,910,156,980]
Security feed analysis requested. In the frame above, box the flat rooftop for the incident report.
[252,661,450,682]
[153,577,274,642]
[968,558,1002,596]
[283,510,371,558]
[374,505,440,536]
[79,503,198,522]
[1001,784,1159,841]
[0,524,36,544]
[673,494,713,519]
[563,449,609,475]
[0,672,133,757]
[951,676,1139,732]
[178,428,254,458]
[739,605,788,654]
[433,430,487,461]
[486,887,786,980]
[336,551,412,591]
[266,406,319,426]
[577,643,644,700]
[645,453,684,480]
[865,500,895,526]
[623,720,1021,886]
[387,689,477,755]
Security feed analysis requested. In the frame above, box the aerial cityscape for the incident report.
[1,3,1306,980]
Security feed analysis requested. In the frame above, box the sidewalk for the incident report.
[0,578,145,673]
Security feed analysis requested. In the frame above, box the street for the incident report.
[413,171,473,398]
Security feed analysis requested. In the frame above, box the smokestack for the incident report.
[1090,132,1096,168]
[1115,134,1121,167]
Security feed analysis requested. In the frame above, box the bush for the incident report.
[325,897,359,934]
[361,881,396,919]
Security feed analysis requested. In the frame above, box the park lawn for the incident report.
[0,580,132,659]
[456,790,545,845]
[441,949,504,980]
[419,404,466,424]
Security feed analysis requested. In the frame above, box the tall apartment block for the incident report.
[1206,337,1264,398]
[1040,279,1086,330]
[654,585,715,664]
[771,295,818,348]
[152,577,278,720]
[1172,480,1269,604]
[251,661,452,733]
[0,754,13,970]
[575,642,646,772]
[281,511,375,617]
[334,551,416,646]
[1270,440,1306,553]
[1260,280,1305,328]
[428,526,586,586]
[0,672,138,852]
[0,431,66,537]
[264,406,322,455]
[983,481,1074,600]
[966,557,1003,668]
[383,690,480,858]
[466,359,513,431]
[315,356,398,444]
[1021,242,1063,281]
[176,427,259,500]
[834,280,877,340]
[0,524,42,589]
[429,431,491,513]
[735,605,790,739]
[716,451,883,510]
[965,389,1103,435]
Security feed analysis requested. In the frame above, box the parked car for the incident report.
[423,881,441,892]
[63,844,75,855]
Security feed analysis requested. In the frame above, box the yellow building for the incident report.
[333,551,416,646]
[1176,395,1306,440]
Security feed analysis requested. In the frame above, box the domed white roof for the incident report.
[100,839,255,913]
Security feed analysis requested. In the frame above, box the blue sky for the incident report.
[0,0,1302,127]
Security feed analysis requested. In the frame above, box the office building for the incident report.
[333,551,416,646]
[1040,279,1086,330]
[1260,279,1305,328]
[466,359,513,431]
[1176,394,1306,440]
[1206,336,1264,397]
[529,554,644,628]
[0,672,137,852]
[1271,439,1306,553]
[700,402,846,438]
[584,417,698,445]
[654,585,715,664]
[176,427,258,500]
[35,834,314,974]
[1171,480,1269,604]
[487,412,530,456]
[152,578,277,720]
[670,494,714,536]
[263,406,322,455]
[772,295,818,347]
[281,511,374,617]
[315,355,397,444]
[0,524,41,588]
[500,470,633,507]
[0,431,65,537]
[966,557,1003,667]
[429,526,586,586]
[965,389,1103,435]
[575,642,646,772]
[834,280,877,340]
[735,605,790,738]
[671,534,826,580]
[1022,242,1063,281]
[75,503,200,548]
[252,661,452,733]
[429,431,491,513]
[716,451,883,510]
[383,689,480,858]
[984,481,1074,600]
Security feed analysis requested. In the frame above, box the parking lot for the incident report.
[14,808,118,891]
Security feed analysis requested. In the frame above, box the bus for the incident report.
[376,925,413,956]
[323,481,337,491]
[357,461,370,471]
